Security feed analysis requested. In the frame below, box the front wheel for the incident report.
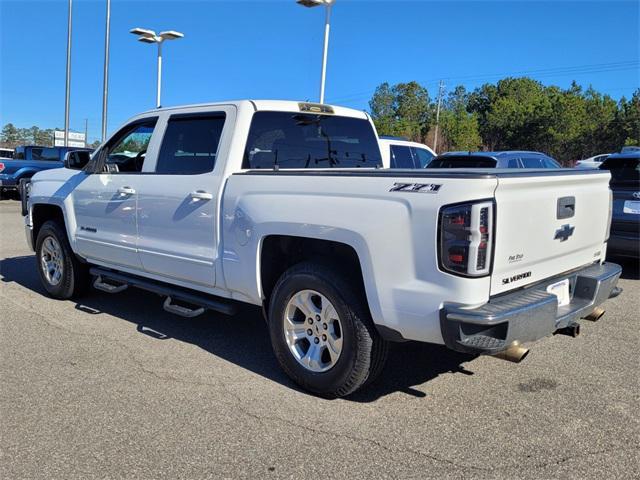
[35,220,89,299]
[268,261,388,398]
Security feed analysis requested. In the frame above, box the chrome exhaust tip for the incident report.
[492,341,530,363]
[583,306,605,322]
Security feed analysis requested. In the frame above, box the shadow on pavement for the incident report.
[1,255,476,402]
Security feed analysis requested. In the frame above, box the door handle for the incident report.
[117,186,136,195]
[190,190,213,201]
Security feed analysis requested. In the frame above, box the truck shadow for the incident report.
[1,255,476,402]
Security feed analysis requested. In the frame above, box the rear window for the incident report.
[600,156,640,184]
[427,156,497,168]
[243,112,382,169]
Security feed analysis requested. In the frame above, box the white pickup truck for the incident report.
[22,100,622,397]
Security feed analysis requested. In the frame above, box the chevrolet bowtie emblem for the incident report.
[554,224,575,242]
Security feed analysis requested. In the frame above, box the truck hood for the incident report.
[31,166,78,183]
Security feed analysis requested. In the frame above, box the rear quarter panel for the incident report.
[221,171,498,344]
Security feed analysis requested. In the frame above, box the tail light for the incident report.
[439,200,494,277]
[0,162,4,172]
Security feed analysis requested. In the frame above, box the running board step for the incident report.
[89,267,237,316]
[93,275,128,293]
[163,297,205,318]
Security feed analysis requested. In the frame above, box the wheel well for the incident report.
[32,204,65,243]
[260,235,366,306]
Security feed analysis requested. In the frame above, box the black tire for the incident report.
[35,220,90,299]
[268,261,388,398]
[17,178,29,199]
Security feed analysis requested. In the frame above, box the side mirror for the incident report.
[64,150,91,170]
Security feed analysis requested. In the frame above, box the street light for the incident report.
[296,0,335,104]
[130,27,184,108]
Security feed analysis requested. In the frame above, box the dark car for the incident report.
[426,151,561,169]
[0,145,93,198]
[600,152,640,259]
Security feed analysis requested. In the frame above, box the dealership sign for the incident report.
[54,130,86,148]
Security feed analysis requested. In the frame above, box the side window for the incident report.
[105,120,157,173]
[41,148,61,161]
[14,147,25,160]
[507,158,520,168]
[31,148,43,160]
[156,114,225,174]
[542,157,561,168]
[521,157,544,168]
[411,147,435,168]
[390,145,414,168]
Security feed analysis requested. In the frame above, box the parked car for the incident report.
[600,151,640,259]
[0,145,92,198]
[379,136,436,168]
[620,146,640,154]
[0,147,14,159]
[427,151,561,169]
[23,100,621,397]
[575,153,611,169]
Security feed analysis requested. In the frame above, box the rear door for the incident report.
[490,171,611,295]
[136,107,235,287]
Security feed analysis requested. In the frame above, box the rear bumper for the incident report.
[440,262,622,355]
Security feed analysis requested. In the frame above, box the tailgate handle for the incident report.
[557,196,575,219]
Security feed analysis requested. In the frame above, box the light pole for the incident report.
[130,28,184,108]
[101,0,111,142]
[296,0,335,104]
[64,0,73,146]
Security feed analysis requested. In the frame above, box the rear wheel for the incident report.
[268,261,388,398]
[35,220,89,299]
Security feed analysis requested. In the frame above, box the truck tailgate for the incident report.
[491,171,611,295]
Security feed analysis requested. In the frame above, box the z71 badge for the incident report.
[389,183,442,193]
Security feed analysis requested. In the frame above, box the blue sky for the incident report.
[1,0,638,143]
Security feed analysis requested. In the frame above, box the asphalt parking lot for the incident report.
[1,200,638,479]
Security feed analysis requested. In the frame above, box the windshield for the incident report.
[243,112,382,169]
[427,156,497,168]
[600,156,640,184]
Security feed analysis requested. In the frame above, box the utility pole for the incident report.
[84,118,88,147]
[64,0,73,147]
[433,80,445,153]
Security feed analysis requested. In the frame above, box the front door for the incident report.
[71,119,158,270]
[136,108,232,287]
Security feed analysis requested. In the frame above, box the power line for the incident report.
[327,60,639,105]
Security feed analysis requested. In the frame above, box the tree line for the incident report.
[369,78,640,165]
[0,124,100,149]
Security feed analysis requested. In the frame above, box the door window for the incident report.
[104,121,157,173]
[507,158,520,168]
[156,114,226,174]
[390,145,414,168]
[411,147,435,168]
[520,157,545,168]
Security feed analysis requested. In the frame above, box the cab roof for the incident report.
[140,100,369,120]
